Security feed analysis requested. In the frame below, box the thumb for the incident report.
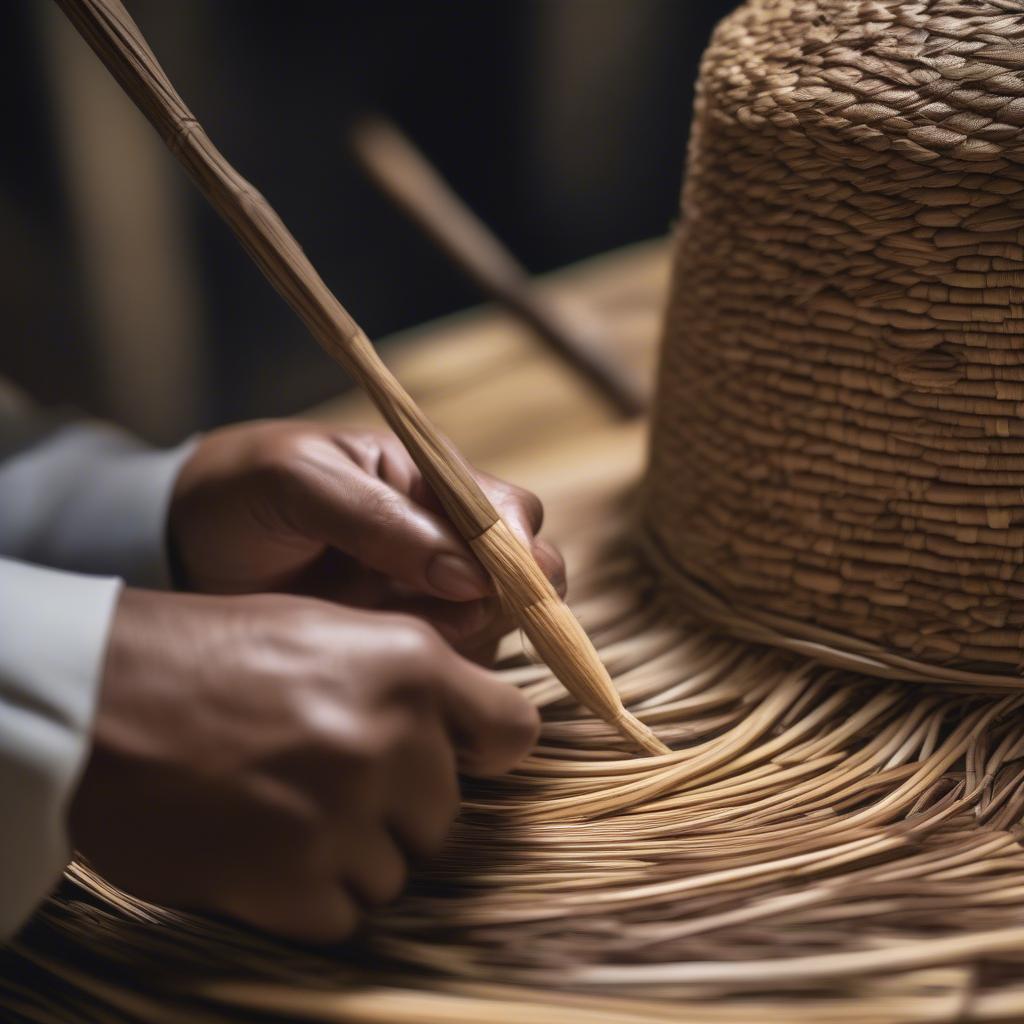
[287,453,492,601]
[430,649,540,777]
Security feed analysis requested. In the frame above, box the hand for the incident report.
[71,588,539,943]
[169,422,566,652]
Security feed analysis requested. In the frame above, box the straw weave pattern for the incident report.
[8,550,1024,1021]
[646,0,1024,676]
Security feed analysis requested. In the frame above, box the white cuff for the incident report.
[0,558,121,936]
[0,423,196,588]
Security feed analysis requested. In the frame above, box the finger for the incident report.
[381,596,515,663]
[335,429,419,496]
[343,827,408,908]
[222,883,359,945]
[359,596,512,662]
[414,467,547,550]
[282,436,492,601]
[281,549,393,607]
[477,472,544,548]
[338,431,565,595]
[387,595,502,647]
[459,637,501,667]
[386,717,461,859]
[532,538,567,597]
[429,649,540,777]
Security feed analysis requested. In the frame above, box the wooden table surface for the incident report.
[308,236,670,556]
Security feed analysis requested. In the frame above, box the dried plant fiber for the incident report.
[5,1,1024,1021]
[6,547,1024,1021]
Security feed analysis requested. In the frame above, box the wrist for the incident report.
[165,434,213,591]
[164,518,191,590]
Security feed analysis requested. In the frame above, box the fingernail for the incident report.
[426,553,489,600]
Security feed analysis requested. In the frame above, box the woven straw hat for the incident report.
[645,0,1024,685]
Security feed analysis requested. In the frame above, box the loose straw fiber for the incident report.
[7,549,1024,1021]
[6,2,1024,1021]
[645,0,1024,682]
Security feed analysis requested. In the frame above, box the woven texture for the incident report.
[8,550,1024,1021]
[645,0,1024,678]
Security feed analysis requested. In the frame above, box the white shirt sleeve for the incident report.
[0,419,196,936]
[0,559,120,936]
[0,421,196,587]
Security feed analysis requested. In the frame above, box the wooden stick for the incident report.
[350,115,648,419]
[56,0,668,757]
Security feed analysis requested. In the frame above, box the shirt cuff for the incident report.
[0,423,197,588]
[0,558,121,936]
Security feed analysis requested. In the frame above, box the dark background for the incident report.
[1,1,737,441]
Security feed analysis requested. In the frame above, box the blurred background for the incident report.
[2,0,737,443]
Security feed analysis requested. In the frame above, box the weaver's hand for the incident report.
[169,422,565,652]
[71,588,539,943]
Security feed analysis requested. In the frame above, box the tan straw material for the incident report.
[7,2,1024,1021]
[7,547,1024,1021]
[645,0,1024,681]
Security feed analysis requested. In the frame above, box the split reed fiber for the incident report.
[6,546,1024,1021]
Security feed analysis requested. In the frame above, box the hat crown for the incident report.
[644,0,1024,678]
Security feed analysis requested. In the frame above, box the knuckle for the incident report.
[280,691,386,789]
[286,689,343,747]
[362,487,407,534]
[256,429,335,496]
[387,615,446,663]
[335,428,389,469]
[507,484,544,531]
[335,730,397,782]
[392,739,460,857]
[525,493,545,530]
[279,600,333,639]
[255,430,307,476]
